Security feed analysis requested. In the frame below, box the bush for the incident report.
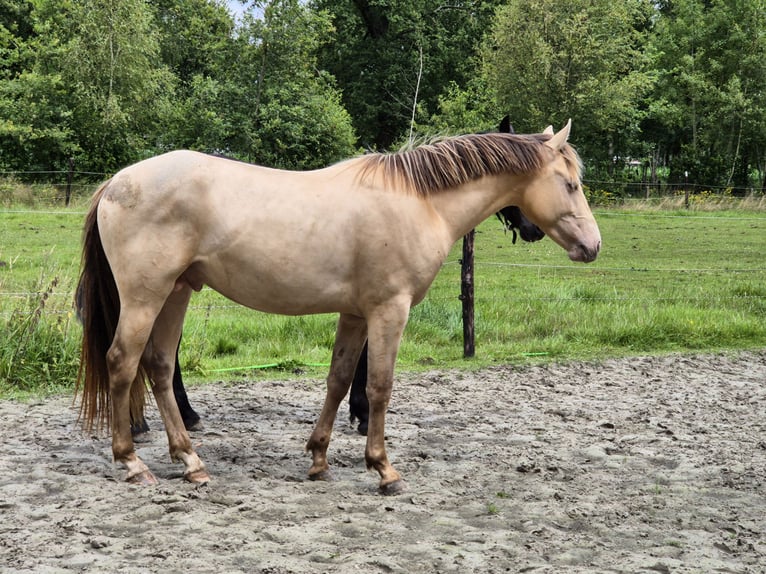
[584,184,622,206]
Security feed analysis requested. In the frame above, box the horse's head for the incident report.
[518,121,601,263]
[496,206,546,244]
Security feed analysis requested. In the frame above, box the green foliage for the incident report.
[249,85,357,169]
[485,0,656,172]
[231,0,358,166]
[646,0,766,188]
[59,0,175,169]
[0,275,80,395]
[583,185,622,207]
[0,0,77,171]
[165,0,358,167]
[0,0,356,173]
[313,0,503,148]
[0,0,175,172]
[428,78,502,135]
[2,0,766,192]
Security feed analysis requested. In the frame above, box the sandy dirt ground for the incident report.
[1,351,764,573]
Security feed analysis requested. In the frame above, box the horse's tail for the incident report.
[75,181,147,433]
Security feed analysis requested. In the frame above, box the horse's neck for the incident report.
[429,176,520,244]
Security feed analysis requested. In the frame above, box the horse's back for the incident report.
[95,151,451,316]
[104,151,263,207]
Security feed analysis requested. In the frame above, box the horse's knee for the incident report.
[365,380,393,410]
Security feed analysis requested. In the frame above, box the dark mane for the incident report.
[358,132,580,196]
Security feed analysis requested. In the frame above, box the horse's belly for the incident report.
[196,260,356,316]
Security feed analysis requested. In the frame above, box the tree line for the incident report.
[1,0,765,193]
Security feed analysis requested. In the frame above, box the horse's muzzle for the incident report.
[568,240,601,263]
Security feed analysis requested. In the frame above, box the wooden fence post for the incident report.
[65,157,74,207]
[460,229,475,358]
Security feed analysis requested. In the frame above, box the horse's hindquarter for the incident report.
[99,152,452,317]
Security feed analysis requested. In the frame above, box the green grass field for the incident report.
[1,196,764,398]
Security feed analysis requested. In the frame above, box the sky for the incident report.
[226,1,262,22]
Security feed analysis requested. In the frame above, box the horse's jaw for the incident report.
[545,215,601,263]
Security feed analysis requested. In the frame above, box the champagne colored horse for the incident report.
[76,121,600,493]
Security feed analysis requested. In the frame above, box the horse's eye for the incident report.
[566,181,578,193]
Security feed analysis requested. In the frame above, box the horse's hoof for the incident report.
[184,468,211,484]
[185,419,204,432]
[309,469,334,482]
[379,479,405,496]
[131,420,150,436]
[127,469,158,486]
[132,431,151,444]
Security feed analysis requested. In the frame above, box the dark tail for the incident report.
[75,181,146,432]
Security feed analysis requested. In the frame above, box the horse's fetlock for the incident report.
[365,451,383,470]
[306,433,330,452]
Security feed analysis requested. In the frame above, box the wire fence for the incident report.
[0,169,109,207]
[2,169,765,207]
[586,179,765,198]
[1,187,765,322]
[2,252,764,316]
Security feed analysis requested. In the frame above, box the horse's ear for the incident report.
[544,119,572,150]
[542,125,554,135]
[499,115,514,134]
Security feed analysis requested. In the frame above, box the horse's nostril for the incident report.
[576,242,600,262]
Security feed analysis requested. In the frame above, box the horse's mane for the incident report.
[358,132,581,196]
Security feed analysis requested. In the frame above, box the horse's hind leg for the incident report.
[172,340,202,431]
[130,337,200,438]
[143,287,209,483]
[364,299,410,494]
[348,340,370,435]
[306,313,367,481]
[107,307,163,485]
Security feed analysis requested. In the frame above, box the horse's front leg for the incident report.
[306,313,367,481]
[364,299,410,494]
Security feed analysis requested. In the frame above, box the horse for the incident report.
[76,121,600,493]
[119,201,542,439]
[124,118,545,438]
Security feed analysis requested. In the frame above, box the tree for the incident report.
[483,0,655,176]
[647,0,766,188]
[313,0,503,149]
[153,0,235,87]
[428,77,503,135]
[49,0,175,171]
[0,0,76,171]
[216,0,357,168]
[151,0,239,153]
[0,0,176,173]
